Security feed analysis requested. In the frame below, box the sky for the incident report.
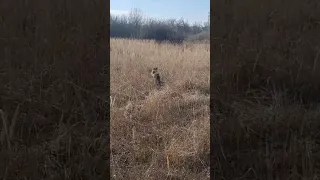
[110,0,210,24]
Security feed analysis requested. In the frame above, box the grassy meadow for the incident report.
[110,38,210,179]
[212,0,320,179]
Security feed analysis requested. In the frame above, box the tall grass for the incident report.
[110,38,210,179]
[212,0,320,179]
[0,0,108,179]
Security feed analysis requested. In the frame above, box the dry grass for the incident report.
[213,0,320,179]
[0,0,108,179]
[110,38,210,179]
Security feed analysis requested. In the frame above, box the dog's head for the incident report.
[150,67,158,76]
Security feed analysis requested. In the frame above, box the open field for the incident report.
[213,0,320,179]
[110,38,210,179]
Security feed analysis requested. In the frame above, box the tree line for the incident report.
[110,9,210,43]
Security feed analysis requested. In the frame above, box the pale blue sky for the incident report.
[110,0,210,24]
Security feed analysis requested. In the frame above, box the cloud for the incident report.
[110,9,130,16]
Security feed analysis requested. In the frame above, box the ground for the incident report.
[110,38,210,179]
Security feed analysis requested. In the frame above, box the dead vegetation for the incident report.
[213,0,320,179]
[110,38,210,179]
[0,0,108,179]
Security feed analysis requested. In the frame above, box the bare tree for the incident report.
[128,8,144,37]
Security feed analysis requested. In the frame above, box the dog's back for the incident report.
[151,67,164,89]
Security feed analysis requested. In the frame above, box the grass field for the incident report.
[0,0,108,179]
[110,38,210,179]
[212,0,320,179]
